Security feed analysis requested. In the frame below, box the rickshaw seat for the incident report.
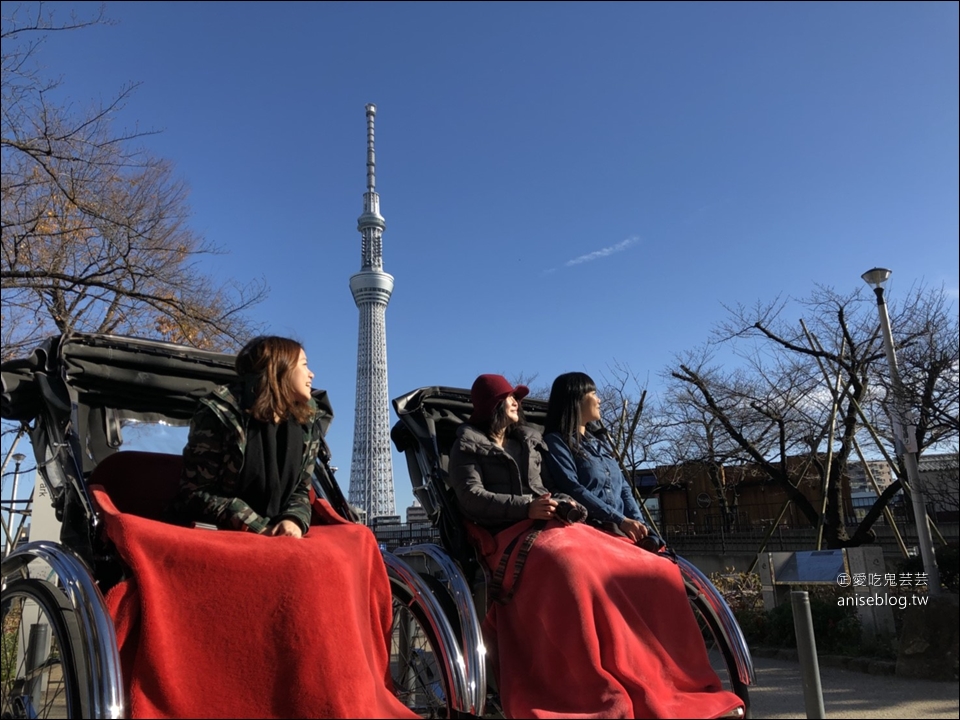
[88,451,182,521]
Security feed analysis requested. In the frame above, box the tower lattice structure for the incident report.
[348,103,396,523]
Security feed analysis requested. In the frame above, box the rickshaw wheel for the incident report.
[687,582,751,717]
[1,579,85,719]
[389,584,453,719]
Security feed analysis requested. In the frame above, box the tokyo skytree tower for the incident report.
[347,103,396,522]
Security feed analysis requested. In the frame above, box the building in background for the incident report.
[652,457,854,534]
[847,460,897,524]
[372,512,439,551]
[347,104,397,523]
[405,500,430,527]
[846,460,895,494]
[918,452,959,523]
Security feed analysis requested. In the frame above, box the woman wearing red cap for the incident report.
[447,374,575,532]
[447,373,744,720]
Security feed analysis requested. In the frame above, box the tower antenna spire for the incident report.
[366,103,376,193]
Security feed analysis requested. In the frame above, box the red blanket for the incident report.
[479,520,743,719]
[91,486,418,719]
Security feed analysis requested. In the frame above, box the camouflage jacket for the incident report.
[171,384,324,533]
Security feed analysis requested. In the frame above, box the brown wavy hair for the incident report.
[235,336,312,424]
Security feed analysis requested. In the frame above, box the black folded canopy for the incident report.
[1,332,333,434]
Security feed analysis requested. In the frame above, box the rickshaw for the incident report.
[0,333,463,719]
[389,385,756,718]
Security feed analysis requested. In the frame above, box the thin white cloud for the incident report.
[564,236,640,267]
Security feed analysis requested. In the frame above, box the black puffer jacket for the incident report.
[448,422,569,532]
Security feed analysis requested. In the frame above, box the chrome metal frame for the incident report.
[394,544,487,715]
[1,540,125,719]
[382,549,474,715]
[676,555,756,686]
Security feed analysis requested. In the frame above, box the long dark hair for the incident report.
[236,336,312,424]
[544,372,597,455]
[472,398,527,441]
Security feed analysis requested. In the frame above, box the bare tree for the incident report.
[1,2,266,361]
[509,371,550,401]
[667,351,833,538]
[664,284,958,549]
[657,352,772,534]
[595,361,658,472]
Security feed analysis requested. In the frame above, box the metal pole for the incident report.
[26,622,52,711]
[800,323,916,557]
[791,591,826,719]
[11,454,23,515]
[810,334,846,551]
[11,488,34,551]
[5,454,26,557]
[839,379,947,546]
[869,282,940,595]
[0,426,26,479]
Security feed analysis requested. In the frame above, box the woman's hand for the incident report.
[618,518,648,543]
[265,519,304,538]
[528,493,559,520]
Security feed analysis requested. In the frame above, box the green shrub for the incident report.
[897,543,959,593]
[709,569,767,646]
[732,607,769,646]
[708,569,764,614]
[761,595,862,655]
[709,568,864,655]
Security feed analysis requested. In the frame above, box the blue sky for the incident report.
[6,1,959,516]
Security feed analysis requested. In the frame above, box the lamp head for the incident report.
[12,453,26,463]
[861,267,892,290]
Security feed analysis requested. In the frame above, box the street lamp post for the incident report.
[861,268,940,596]
[4,453,26,557]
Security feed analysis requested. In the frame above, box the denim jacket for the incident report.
[543,432,643,527]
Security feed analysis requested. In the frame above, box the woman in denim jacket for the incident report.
[542,371,649,543]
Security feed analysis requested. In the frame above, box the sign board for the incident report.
[769,549,848,584]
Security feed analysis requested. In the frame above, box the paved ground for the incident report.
[749,653,959,719]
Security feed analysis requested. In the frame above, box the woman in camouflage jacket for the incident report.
[169,335,323,536]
